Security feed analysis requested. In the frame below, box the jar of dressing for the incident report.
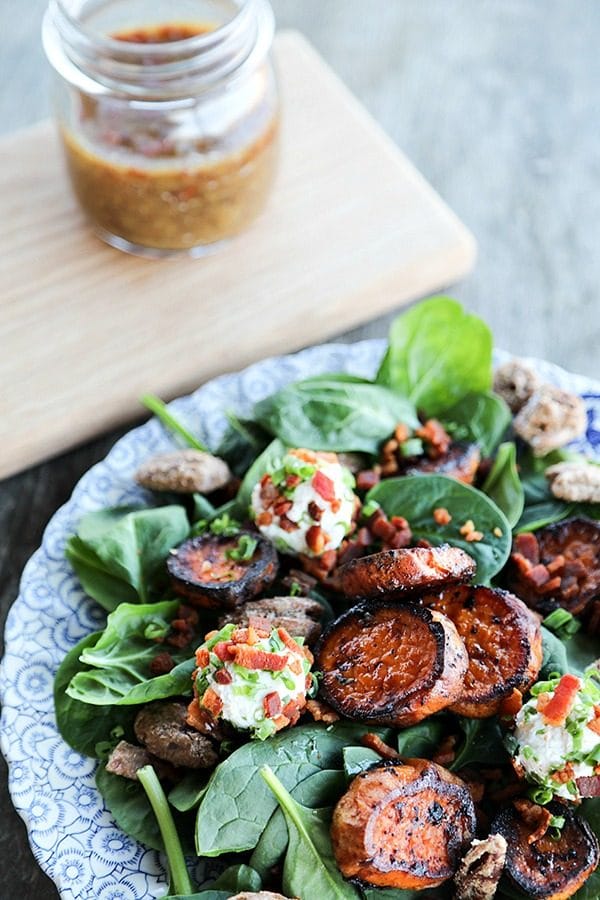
[43,0,279,257]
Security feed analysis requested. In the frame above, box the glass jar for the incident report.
[43,0,279,257]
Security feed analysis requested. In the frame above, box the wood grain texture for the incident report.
[1,2,600,898]
[0,30,474,480]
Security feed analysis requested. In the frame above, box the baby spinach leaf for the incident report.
[396,719,446,758]
[65,601,193,706]
[96,762,165,851]
[367,475,511,583]
[515,499,575,533]
[254,379,419,455]
[233,438,287,516]
[215,412,271,478]
[450,717,509,771]
[342,746,381,779]
[442,392,511,457]
[67,505,190,609]
[54,631,135,757]
[208,864,262,892]
[540,626,569,679]
[169,771,209,813]
[250,769,345,879]
[196,721,391,856]
[375,297,493,416]
[482,442,525,528]
[261,766,360,900]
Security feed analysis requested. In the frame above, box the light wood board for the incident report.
[0,30,476,480]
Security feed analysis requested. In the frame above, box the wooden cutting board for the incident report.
[0,30,475,481]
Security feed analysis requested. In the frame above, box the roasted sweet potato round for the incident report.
[338,544,476,602]
[492,802,599,900]
[401,441,481,485]
[331,758,476,890]
[505,517,600,617]
[167,531,278,610]
[315,601,468,726]
[421,584,542,717]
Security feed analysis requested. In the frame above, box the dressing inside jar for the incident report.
[43,0,279,257]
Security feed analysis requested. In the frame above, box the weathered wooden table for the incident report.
[1,1,599,896]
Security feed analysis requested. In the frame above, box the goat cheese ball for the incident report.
[511,670,600,802]
[191,623,314,740]
[250,448,357,556]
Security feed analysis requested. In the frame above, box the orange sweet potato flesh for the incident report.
[421,584,542,717]
[331,759,476,890]
[315,601,468,726]
[339,544,476,601]
[492,803,600,900]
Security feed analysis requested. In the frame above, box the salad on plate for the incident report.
[7,296,600,900]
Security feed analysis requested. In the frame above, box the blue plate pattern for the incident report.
[1,340,599,899]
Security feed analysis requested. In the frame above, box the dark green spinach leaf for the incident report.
[233,438,287,516]
[375,297,493,416]
[442,392,511,457]
[54,631,135,757]
[196,722,391,856]
[215,412,271,478]
[367,475,511,583]
[250,769,346,879]
[169,771,209,813]
[450,717,508,771]
[342,746,381,779]
[397,719,446,758]
[66,505,190,609]
[482,442,525,528]
[261,766,360,900]
[254,378,419,455]
[65,601,193,705]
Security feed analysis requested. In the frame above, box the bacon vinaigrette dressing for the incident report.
[60,20,279,253]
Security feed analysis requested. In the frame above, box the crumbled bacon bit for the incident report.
[514,798,552,844]
[256,511,273,527]
[466,530,484,543]
[282,697,304,725]
[540,673,581,726]
[308,501,323,521]
[361,732,400,760]
[150,652,175,676]
[195,647,210,668]
[493,527,503,538]
[514,531,540,564]
[394,423,410,443]
[279,514,299,532]
[551,762,575,784]
[273,498,293,517]
[306,524,326,555]
[305,699,340,723]
[214,668,233,685]
[576,775,600,797]
[416,418,451,459]
[213,641,235,662]
[460,519,476,536]
[432,734,457,766]
[200,687,223,717]
[263,691,282,719]
[285,474,302,488]
[433,507,452,525]
[356,469,381,491]
[291,448,318,463]
[312,470,336,502]
[330,498,342,513]
[587,707,600,735]
[232,645,288,671]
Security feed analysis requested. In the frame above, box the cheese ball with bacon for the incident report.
[250,449,357,556]
[510,669,600,802]
[188,623,314,740]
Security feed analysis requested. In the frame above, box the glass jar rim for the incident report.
[43,0,275,100]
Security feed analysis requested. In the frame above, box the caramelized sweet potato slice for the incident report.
[402,441,481,485]
[339,544,476,601]
[167,531,278,610]
[492,802,599,899]
[421,584,542,717]
[331,758,476,890]
[505,517,600,617]
[315,601,468,726]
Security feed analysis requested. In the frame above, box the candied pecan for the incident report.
[514,385,586,456]
[454,834,508,900]
[493,359,541,413]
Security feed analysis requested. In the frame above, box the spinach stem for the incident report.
[141,393,208,452]
[260,765,307,841]
[137,765,193,897]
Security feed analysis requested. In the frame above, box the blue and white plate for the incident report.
[1,340,599,899]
